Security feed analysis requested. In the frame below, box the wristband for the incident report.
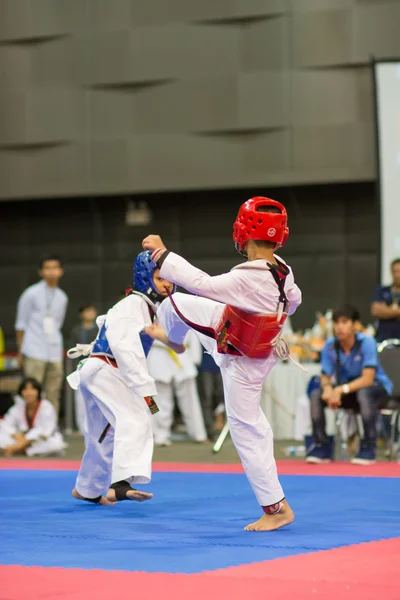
[154,249,170,269]
[151,248,166,263]
[342,383,350,394]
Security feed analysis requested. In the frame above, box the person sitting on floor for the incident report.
[306,305,392,466]
[0,377,66,457]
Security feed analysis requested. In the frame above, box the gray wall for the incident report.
[0,183,379,350]
[1,0,400,199]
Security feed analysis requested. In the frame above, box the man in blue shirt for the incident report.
[371,258,400,342]
[306,305,392,465]
[15,256,68,416]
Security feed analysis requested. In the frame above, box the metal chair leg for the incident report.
[389,410,399,461]
[212,421,230,453]
[334,409,361,461]
[334,410,344,461]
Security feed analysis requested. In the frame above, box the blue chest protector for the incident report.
[92,323,154,360]
[139,330,154,357]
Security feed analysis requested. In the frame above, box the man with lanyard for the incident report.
[15,255,68,417]
[306,305,392,465]
[371,258,400,342]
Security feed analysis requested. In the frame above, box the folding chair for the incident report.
[334,408,363,461]
[377,339,400,461]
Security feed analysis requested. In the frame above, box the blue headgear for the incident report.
[133,250,175,302]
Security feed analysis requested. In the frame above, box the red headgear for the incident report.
[233,197,289,255]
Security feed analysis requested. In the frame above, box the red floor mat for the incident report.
[1,538,398,600]
[1,458,399,477]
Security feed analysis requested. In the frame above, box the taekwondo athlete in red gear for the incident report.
[143,198,302,531]
[67,251,184,505]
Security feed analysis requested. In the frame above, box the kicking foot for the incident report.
[72,487,116,505]
[244,501,295,532]
[106,480,153,502]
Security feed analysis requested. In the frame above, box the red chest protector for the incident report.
[167,260,290,360]
[215,305,287,359]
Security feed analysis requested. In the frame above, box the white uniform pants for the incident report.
[74,388,87,434]
[158,293,284,508]
[152,378,207,444]
[26,433,66,456]
[75,358,154,499]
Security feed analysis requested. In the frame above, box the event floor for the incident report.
[1,455,399,600]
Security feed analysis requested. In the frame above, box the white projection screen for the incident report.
[374,60,400,285]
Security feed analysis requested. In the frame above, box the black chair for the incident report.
[377,339,400,460]
[0,368,23,417]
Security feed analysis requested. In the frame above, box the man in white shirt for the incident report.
[15,256,68,416]
[143,197,302,532]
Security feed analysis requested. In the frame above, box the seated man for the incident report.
[306,305,392,465]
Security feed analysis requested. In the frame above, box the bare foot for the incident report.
[106,488,153,502]
[244,501,295,532]
[72,487,116,505]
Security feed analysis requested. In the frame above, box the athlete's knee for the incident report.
[171,292,186,303]
[157,294,183,324]
[228,413,272,440]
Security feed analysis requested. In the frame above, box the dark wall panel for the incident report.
[1,0,400,198]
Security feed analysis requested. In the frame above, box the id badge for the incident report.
[43,316,56,334]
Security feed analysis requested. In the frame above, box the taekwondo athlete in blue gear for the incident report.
[67,251,184,505]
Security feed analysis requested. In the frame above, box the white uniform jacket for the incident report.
[69,294,157,398]
[160,253,302,318]
[103,294,157,397]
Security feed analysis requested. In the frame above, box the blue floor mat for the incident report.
[1,470,399,573]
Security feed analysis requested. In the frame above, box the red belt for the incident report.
[93,355,118,368]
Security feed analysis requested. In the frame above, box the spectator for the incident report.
[0,377,66,457]
[371,258,400,342]
[306,305,392,465]
[69,305,98,349]
[68,304,98,433]
[197,348,225,440]
[15,255,68,416]
[147,330,207,446]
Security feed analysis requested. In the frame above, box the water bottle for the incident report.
[284,445,306,457]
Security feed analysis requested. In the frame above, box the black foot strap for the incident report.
[83,495,102,503]
[110,480,135,501]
